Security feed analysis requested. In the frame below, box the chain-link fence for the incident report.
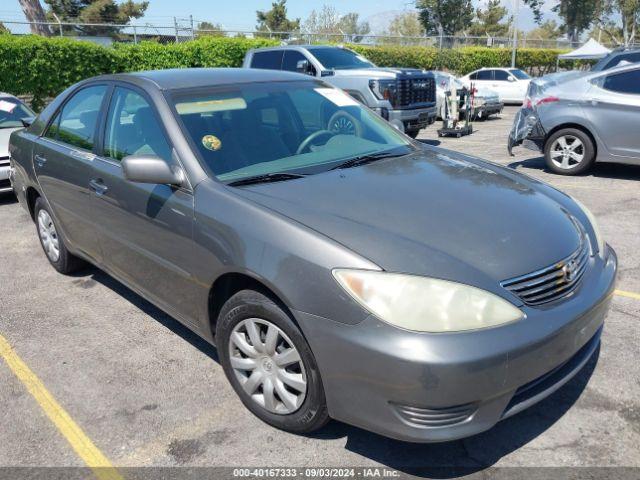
[1,18,627,50]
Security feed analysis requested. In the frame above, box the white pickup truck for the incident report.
[243,45,437,138]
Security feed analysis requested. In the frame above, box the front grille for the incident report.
[392,402,476,428]
[396,77,435,107]
[0,156,9,167]
[501,230,590,306]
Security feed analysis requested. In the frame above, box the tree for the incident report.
[0,22,9,34]
[197,21,225,37]
[468,0,510,37]
[595,0,639,45]
[337,12,370,42]
[18,0,52,36]
[43,0,148,36]
[416,0,474,36]
[303,6,369,42]
[528,19,562,39]
[256,0,300,38]
[387,11,424,37]
[552,0,599,43]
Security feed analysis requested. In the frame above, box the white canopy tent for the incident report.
[558,38,611,61]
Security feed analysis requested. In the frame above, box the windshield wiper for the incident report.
[227,172,307,187]
[330,150,408,170]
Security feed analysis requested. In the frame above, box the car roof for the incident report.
[94,68,311,91]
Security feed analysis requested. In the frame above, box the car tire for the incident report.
[216,289,330,434]
[406,129,420,139]
[34,197,86,274]
[544,128,595,175]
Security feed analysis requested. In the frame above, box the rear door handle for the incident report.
[89,178,108,196]
[34,154,47,167]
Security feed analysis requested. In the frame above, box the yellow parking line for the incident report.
[615,289,640,300]
[0,334,123,480]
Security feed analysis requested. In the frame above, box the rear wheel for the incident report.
[34,197,86,274]
[544,128,595,175]
[217,290,329,433]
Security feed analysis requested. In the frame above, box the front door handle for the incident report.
[34,154,47,167]
[89,178,108,196]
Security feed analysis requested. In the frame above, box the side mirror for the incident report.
[296,59,314,76]
[21,116,35,127]
[122,155,185,187]
[507,76,516,82]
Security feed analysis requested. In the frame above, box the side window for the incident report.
[250,51,284,70]
[494,70,510,81]
[602,70,640,95]
[282,50,315,75]
[476,70,492,80]
[46,85,107,150]
[103,87,172,161]
[469,72,478,80]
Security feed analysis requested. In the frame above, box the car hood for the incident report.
[233,147,582,293]
[332,67,429,79]
[0,127,20,158]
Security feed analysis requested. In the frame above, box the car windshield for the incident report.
[308,47,375,70]
[509,69,531,80]
[170,80,413,183]
[0,97,35,129]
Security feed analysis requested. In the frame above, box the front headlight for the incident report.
[572,197,605,256]
[333,269,524,333]
[369,79,398,106]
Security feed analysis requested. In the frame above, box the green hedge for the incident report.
[347,45,575,75]
[0,35,278,109]
[0,34,577,110]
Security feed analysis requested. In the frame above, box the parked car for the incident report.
[509,63,640,175]
[243,45,437,138]
[433,71,503,120]
[1,93,35,194]
[10,68,616,443]
[460,67,531,104]
[591,47,640,72]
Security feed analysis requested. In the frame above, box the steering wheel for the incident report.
[296,130,335,155]
[327,110,363,137]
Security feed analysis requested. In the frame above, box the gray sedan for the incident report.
[509,63,640,175]
[9,68,616,443]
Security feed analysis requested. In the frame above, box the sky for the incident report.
[2,0,552,33]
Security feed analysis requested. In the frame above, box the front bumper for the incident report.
[295,246,617,443]
[382,105,437,132]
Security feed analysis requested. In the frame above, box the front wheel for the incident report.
[544,128,595,175]
[216,290,329,434]
[406,129,420,139]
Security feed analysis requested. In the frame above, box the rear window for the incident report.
[250,50,283,70]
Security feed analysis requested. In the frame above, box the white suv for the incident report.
[459,68,531,104]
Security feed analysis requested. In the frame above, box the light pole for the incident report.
[511,0,519,67]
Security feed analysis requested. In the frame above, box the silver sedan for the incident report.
[509,63,640,175]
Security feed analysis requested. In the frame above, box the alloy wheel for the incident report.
[550,135,585,170]
[228,318,307,415]
[37,209,60,262]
